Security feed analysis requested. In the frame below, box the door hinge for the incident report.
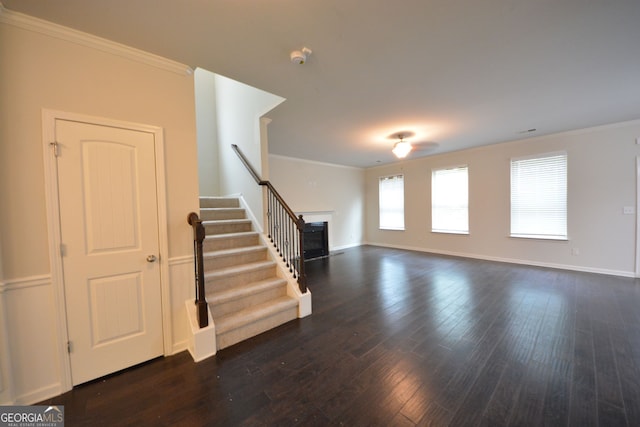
[67,341,72,353]
[49,141,60,157]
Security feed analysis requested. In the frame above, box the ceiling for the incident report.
[4,0,640,168]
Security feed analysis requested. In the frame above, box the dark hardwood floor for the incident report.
[40,246,640,426]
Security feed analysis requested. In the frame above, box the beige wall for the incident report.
[0,20,198,275]
[0,15,199,404]
[269,155,365,250]
[366,120,640,276]
[194,68,220,196]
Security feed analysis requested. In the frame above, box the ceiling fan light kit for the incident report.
[392,137,412,158]
[392,141,412,158]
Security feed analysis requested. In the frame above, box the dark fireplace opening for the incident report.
[303,221,329,260]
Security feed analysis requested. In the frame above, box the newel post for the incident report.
[188,212,208,328]
[297,214,307,293]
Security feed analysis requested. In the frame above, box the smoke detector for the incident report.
[290,47,312,65]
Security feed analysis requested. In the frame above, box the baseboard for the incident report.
[171,340,190,356]
[365,241,636,278]
[13,383,63,405]
[330,242,363,252]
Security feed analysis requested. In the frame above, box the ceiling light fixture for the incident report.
[290,47,312,65]
[392,134,412,158]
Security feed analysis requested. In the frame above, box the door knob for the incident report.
[146,255,157,263]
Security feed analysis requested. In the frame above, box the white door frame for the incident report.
[42,109,172,392]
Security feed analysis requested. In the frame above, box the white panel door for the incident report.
[55,119,163,385]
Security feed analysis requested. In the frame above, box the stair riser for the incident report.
[200,209,246,221]
[210,286,287,319]
[200,198,240,208]
[204,249,267,270]
[217,306,298,350]
[206,266,276,292]
[204,234,259,251]
[204,222,252,235]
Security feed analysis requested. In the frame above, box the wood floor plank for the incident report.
[609,323,640,424]
[569,384,598,427]
[592,320,625,410]
[506,361,549,426]
[399,382,439,425]
[480,359,526,426]
[417,401,453,427]
[447,354,507,426]
[573,328,596,391]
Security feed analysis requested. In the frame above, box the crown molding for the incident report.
[269,153,364,171]
[0,3,193,76]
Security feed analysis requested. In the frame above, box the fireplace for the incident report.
[303,221,329,260]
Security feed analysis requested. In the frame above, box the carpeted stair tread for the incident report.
[203,218,252,226]
[199,197,240,208]
[215,296,298,335]
[203,245,266,259]
[207,277,287,305]
[205,231,258,240]
[204,260,275,278]
[200,207,246,220]
[201,207,244,211]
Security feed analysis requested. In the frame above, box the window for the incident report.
[510,152,567,239]
[432,166,469,234]
[379,175,405,230]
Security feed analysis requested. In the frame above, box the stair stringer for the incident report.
[235,193,264,233]
[233,192,311,318]
[258,233,312,318]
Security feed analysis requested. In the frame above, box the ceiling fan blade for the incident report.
[412,141,439,152]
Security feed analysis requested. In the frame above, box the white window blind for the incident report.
[379,175,405,230]
[432,166,469,234]
[510,152,567,239]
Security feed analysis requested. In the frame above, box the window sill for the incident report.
[431,230,469,235]
[510,234,568,241]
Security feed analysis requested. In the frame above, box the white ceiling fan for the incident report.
[390,131,439,159]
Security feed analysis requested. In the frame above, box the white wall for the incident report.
[194,68,219,196]
[269,155,365,251]
[0,11,199,404]
[214,74,284,230]
[365,120,640,276]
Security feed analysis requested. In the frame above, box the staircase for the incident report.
[199,197,299,350]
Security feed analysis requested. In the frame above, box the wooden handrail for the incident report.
[188,212,208,328]
[231,144,301,226]
[231,144,307,293]
[232,144,263,185]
